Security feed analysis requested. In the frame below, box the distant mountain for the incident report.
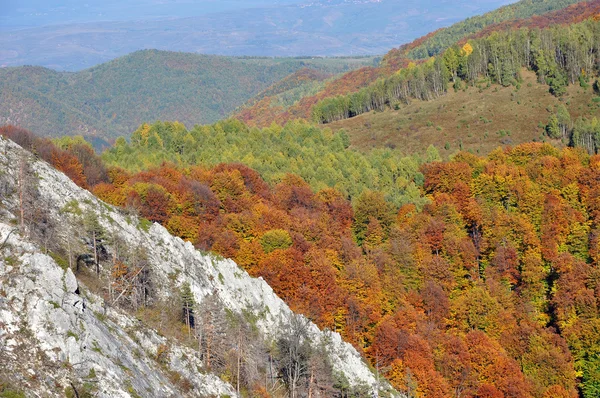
[0,0,516,71]
[0,0,302,28]
[0,50,373,144]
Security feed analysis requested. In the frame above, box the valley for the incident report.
[0,0,516,70]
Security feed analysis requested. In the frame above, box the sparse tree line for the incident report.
[312,19,600,124]
[179,285,370,397]
[545,103,600,153]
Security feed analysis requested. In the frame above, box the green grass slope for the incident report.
[0,50,374,143]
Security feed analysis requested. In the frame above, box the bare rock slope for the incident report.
[0,135,399,397]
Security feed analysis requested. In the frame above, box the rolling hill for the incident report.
[0,50,374,145]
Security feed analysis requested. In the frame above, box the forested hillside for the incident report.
[459,0,600,43]
[406,0,584,59]
[0,50,373,144]
[313,19,600,122]
[2,1,600,396]
[3,124,600,397]
[236,66,386,127]
[101,119,431,208]
[236,0,600,134]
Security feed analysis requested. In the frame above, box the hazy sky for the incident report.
[0,0,518,70]
[0,0,302,28]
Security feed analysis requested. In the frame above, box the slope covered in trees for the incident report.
[0,50,373,144]
[94,143,600,398]
[236,66,386,128]
[101,119,431,209]
[234,0,596,129]
[312,19,600,125]
[460,0,600,43]
[8,119,599,396]
[2,2,599,395]
[406,0,585,59]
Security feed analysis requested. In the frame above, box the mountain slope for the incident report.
[457,0,600,42]
[0,135,398,396]
[0,50,373,143]
[235,0,596,129]
[0,223,236,397]
[78,129,596,397]
[327,69,600,155]
[236,65,385,127]
[406,0,584,59]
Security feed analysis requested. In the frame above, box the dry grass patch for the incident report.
[330,70,600,157]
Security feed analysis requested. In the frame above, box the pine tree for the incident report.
[180,282,195,338]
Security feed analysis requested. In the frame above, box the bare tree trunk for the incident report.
[0,229,16,251]
[206,327,212,369]
[67,229,73,270]
[18,158,25,234]
[308,367,314,398]
[237,327,241,396]
[112,265,146,306]
[93,230,99,276]
[186,308,191,339]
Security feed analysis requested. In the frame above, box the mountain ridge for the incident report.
[0,50,374,144]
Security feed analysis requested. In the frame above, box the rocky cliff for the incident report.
[0,135,398,397]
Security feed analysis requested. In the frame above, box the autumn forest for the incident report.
[2,0,600,397]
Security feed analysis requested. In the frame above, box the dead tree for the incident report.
[277,314,312,398]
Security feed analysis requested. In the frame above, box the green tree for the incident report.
[549,73,568,97]
[442,47,459,82]
[352,190,394,246]
[260,229,293,253]
[546,114,561,139]
[556,105,572,140]
[180,282,195,337]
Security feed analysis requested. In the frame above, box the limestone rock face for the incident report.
[0,136,400,397]
[0,223,236,397]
